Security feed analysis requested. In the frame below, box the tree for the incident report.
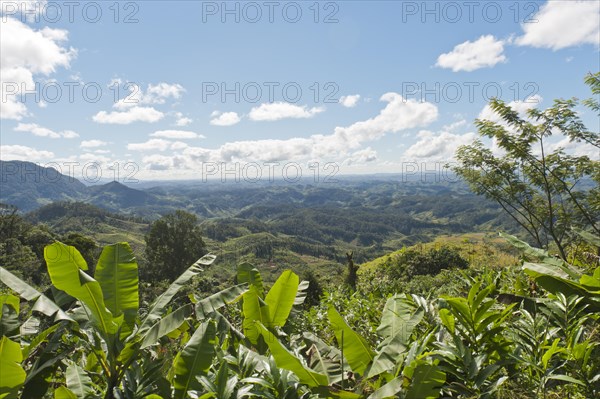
[453,73,600,260]
[144,210,207,281]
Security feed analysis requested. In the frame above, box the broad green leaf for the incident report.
[439,308,455,334]
[54,386,77,399]
[172,320,217,399]
[44,242,116,335]
[328,306,374,375]
[141,304,192,349]
[139,254,216,333]
[94,243,139,334]
[256,322,328,387]
[0,266,73,322]
[377,295,424,346]
[368,376,404,399]
[237,263,264,296]
[265,270,299,328]
[65,363,94,399]
[404,362,445,399]
[195,284,247,318]
[242,286,270,344]
[0,337,26,399]
[367,332,407,378]
[0,295,19,338]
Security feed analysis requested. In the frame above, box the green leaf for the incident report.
[328,306,374,375]
[172,320,217,399]
[94,243,139,334]
[265,270,299,328]
[140,304,192,349]
[139,254,216,334]
[404,362,445,399]
[0,295,20,338]
[376,295,419,342]
[439,308,455,334]
[65,363,94,399]
[195,284,247,318]
[256,322,328,387]
[242,286,270,344]
[44,242,116,335]
[237,263,264,296]
[0,266,73,322]
[368,376,404,399]
[54,386,77,399]
[0,336,25,399]
[547,374,586,386]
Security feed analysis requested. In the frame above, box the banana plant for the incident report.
[0,241,247,399]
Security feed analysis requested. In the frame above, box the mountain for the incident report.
[88,181,157,209]
[0,160,87,211]
[0,160,158,213]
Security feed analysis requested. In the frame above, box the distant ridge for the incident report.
[0,160,157,212]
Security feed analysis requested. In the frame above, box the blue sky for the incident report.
[1,0,599,181]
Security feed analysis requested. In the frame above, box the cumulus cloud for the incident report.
[248,102,325,121]
[127,139,189,152]
[174,112,193,126]
[403,130,477,160]
[14,123,78,138]
[92,106,164,124]
[150,130,204,139]
[516,1,600,50]
[210,111,241,126]
[339,94,361,108]
[0,17,75,119]
[436,35,506,72]
[80,140,108,148]
[141,92,438,169]
[113,82,185,110]
[92,82,183,124]
[0,144,54,160]
[343,147,377,165]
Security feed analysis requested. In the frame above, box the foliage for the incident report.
[144,210,207,281]
[453,73,600,260]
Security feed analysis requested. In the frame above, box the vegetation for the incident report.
[144,211,207,281]
[0,73,598,398]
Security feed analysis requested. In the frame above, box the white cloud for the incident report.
[248,102,325,121]
[150,130,204,139]
[174,112,192,126]
[436,35,506,72]
[0,144,54,160]
[93,82,182,124]
[113,82,185,110]
[210,111,241,126]
[80,140,108,148]
[516,1,600,50]
[14,123,79,138]
[0,17,75,120]
[442,119,467,132]
[344,147,377,165]
[127,139,189,152]
[403,130,477,160]
[92,106,164,124]
[141,92,438,168]
[339,94,361,108]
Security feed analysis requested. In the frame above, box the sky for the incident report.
[0,0,599,182]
